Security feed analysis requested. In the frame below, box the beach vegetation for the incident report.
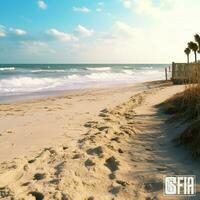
[188,41,198,63]
[194,33,200,53]
[184,47,191,63]
[161,33,200,158]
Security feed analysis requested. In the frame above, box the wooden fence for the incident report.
[171,62,200,84]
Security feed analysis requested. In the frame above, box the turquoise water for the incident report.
[0,64,169,98]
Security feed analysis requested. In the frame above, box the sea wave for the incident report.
[121,69,134,75]
[0,67,15,71]
[0,68,165,96]
[0,77,62,94]
[140,66,153,70]
[122,66,132,69]
[31,69,66,73]
[85,67,111,71]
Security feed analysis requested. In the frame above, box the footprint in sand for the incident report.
[85,158,96,167]
[105,156,120,172]
[144,181,163,193]
[145,196,158,200]
[72,153,85,159]
[0,187,13,199]
[29,191,44,200]
[118,148,124,153]
[109,173,116,180]
[108,185,121,196]
[100,108,109,113]
[96,125,110,132]
[62,145,68,150]
[98,112,109,117]
[54,161,66,177]
[84,121,98,128]
[110,137,120,143]
[49,178,60,185]
[116,180,129,187]
[86,146,103,157]
[87,196,95,200]
[34,173,46,181]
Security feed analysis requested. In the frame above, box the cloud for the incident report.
[20,40,55,55]
[73,6,90,13]
[70,21,147,63]
[98,2,104,6]
[0,25,6,37]
[122,0,132,8]
[38,0,47,10]
[20,41,47,48]
[114,21,141,38]
[121,0,172,18]
[75,25,94,37]
[47,29,77,42]
[96,8,102,12]
[0,26,27,38]
[96,2,104,12]
[10,28,27,36]
[134,0,162,17]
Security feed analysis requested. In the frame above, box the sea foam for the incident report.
[0,64,167,97]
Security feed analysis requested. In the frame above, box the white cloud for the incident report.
[121,0,172,18]
[114,21,141,37]
[20,40,55,55]
[0,25,6,37]
[47,29,77,42]
[73,6,90,13]
[20,41,47,48]
[38,0,47,10]
[135,0,162,17]
[10,28,27,36]
[96,8,102,12]
[75,25,94,37]
[98,2,104,6]
[122,0,132,8]
[96,2,104,12]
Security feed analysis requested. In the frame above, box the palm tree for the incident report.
[184,47,191,63]
[188,41,198,62]
[194,33,200,53]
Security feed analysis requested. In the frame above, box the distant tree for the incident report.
[188,41,198,62]
[194,33,200,53]
[184,47,191,63]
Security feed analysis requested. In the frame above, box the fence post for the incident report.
[165,67,168,81]
[172,62,175,82]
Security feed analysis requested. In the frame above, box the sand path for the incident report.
[0,84,200,200]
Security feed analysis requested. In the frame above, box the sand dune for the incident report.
[0,82,200,199]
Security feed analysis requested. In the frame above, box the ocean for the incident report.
[0,64,170,102]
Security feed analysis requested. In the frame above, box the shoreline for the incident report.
[0,80,167,104]
[0,80,170,163]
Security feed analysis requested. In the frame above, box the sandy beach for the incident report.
[0,82,149,162]
[0,81,200,200]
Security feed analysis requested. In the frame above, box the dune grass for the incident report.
[161,78,200,158]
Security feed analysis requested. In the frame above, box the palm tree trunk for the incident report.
[187,54,189,63]
[195,51,197,62]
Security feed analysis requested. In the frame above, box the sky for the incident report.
[0,0,200,64]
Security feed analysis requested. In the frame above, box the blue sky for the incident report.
[0,0,200,63]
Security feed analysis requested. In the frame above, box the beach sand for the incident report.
[0,81,199,200]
